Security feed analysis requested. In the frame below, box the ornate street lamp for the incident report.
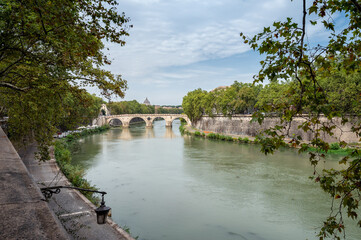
[95,194,111,224]
[41,186,111,224]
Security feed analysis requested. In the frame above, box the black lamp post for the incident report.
[41,186,111,224]
[95,194,111,224]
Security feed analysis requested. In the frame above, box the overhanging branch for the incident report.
[351,0,361,14]
[0,82,28,91]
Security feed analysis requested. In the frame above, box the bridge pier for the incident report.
[146,121,153,128]
[122,121,130,128]
[165,121,172,127]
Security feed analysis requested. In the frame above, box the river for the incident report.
[71,120,360,240]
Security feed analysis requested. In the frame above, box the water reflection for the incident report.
[164,126,177,138]
[70,134,103,169]
[108,127,156,140]
[71,120,360,240]
[105,121,177,140]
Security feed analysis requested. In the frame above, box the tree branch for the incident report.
[35,0,48,35]
[350,0,361,14]
[0,82,28,91]
[299,0,306,63]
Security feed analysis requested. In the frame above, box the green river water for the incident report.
[71,120,360,240]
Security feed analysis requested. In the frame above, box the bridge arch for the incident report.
[172,116,191,126]
[108,118,123,127]
[152,116,166,124]
[129,116,147,124]
[129,116,152,127]
[152,116,165,122]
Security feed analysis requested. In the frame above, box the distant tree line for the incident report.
[183,72,361,122]
[107,100,155,114]
[107,100,184,115]
[156,107,183,114]
[160,105,182,108]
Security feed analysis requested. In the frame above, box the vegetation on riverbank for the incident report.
[54,125,110,204]
[121,225,139,240]
[179,119,187,134]
[182,125,356,156]
[307,144,355,156]
[180,124,253,144]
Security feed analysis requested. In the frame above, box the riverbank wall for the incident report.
[193,115,360,143]
[0,127,68,239]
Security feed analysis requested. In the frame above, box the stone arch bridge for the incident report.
[94,114,191,128]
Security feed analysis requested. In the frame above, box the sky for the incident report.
[94,0,333,105]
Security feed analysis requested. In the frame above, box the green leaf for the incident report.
[308,6,318,15]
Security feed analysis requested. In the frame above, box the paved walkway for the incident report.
[0,127,68,240]
[20,143,134,240]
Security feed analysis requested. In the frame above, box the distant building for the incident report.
[143,97,151,106]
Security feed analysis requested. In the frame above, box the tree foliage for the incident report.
[107,100,184,115]
[182,88,208,122]
[156,107,183,114]
[318,70,361,115]
[182,73,361,120]
[0,0,130,160]
[240,0,361,238]
[182,82,265,120]
[57,92,105,131]
[107,100,155,114]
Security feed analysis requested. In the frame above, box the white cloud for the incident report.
[124,0,161,5]
[98,0,328,104]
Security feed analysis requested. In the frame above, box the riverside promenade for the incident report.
[0,127,68,239]
[1,127,133,240]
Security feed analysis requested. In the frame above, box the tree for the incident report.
[214,85,238,115]
[318,71,361,115]
[255,82,292,112]
[182,82,262,119]
[156,107,183,114]
[230,82,262,114]
[182,88,208,122]
[201,90,218,116]
[0,0,130,160]
[241,0,361,238]
[57,92,105,131]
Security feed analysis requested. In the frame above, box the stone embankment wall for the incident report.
[0,127,68,239]
[194,115,360,143]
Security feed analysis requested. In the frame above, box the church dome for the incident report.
[143,97,150,105]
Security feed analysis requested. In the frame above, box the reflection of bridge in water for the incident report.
[106,123,179,140]
[94,114,191,128]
